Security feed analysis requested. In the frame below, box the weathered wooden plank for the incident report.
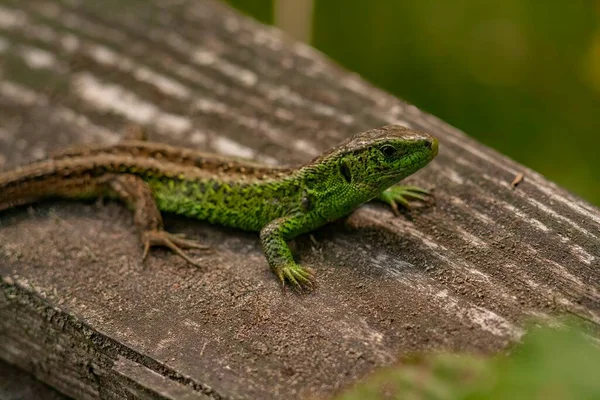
[0,0,598,399]
[0,358,68,400]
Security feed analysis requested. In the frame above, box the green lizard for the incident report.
[0,125,438,290]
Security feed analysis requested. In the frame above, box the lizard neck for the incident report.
[293,161,376,231]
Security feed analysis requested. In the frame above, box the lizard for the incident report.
[0,125,438,290]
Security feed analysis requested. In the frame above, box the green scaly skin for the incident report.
[0,125,438,290]
[146,125,438,289]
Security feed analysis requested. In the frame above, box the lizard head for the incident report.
[310,125,438,196]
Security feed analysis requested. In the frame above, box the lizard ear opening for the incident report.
[339,159,352,184]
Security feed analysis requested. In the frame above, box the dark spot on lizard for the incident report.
[301,193,312,211]
[339,160,352,184]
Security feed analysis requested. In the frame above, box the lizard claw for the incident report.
[168,233,211,250]
[276,264,316,293]
[142,230,211,267]
[378,185,433,215]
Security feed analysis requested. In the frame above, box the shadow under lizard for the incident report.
[0,125,438,290]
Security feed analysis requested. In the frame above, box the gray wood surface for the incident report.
[0,0,598,399]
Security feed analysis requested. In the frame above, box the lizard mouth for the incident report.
[430,137,439,158]
[418,136,438,159]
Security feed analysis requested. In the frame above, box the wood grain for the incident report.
[0,1,598,399]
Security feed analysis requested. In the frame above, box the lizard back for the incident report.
[0,144,303,231]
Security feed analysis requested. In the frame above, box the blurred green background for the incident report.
[224,0,600,206]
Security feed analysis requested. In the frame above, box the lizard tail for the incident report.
[0,159,106,211]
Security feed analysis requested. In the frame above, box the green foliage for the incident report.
[223,0,274,24]
[334,321,600,400]
[313,1,600,206]
[225,1,600,206]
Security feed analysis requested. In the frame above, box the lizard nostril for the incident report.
[423,139,433,149]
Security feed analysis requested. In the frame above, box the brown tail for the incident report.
[0,159,107,211]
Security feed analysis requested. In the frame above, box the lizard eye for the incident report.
[380,145,396,157]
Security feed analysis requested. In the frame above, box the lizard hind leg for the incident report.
[107,174,210,267]
[142,230,209,267]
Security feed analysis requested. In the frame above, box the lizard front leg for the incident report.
[376,185,432,216]
[107,174,209,266]
[260,217,315,291]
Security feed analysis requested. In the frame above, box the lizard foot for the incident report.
[142,230,210,267]
[378,185,433,216]
[275,263,316,293]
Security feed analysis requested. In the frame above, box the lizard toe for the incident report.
[142,230,208,267]
[277,264,316,293]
